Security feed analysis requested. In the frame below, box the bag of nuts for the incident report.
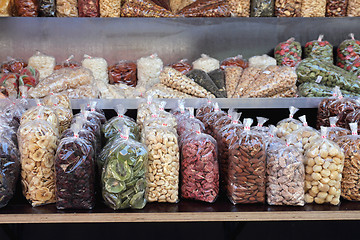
[347,0,360,16]
[326,0,348,17]
[171,99,189,122]
[108,60,137,87]
[266,139,305,206]
[217,112,242,187]
[0,135,20,209]
[143,120,179,203]
[274,0,301,17]
[225,66,243,98]
[304,127,345,205]
[316,87,340,129]
[286,115,321,155]
[336,122,360,201]
[327,116,351,141]
[84,101,106,124]
[212,108,235,138]
[18,113,59,207]
[55,124,96,209]
[78,0,100,17]
[301,0,326,16]
[181,125,219,203]
[121,0,176,17]
[276,106,302,140]
[227,118,266,204]
[251,117,269,135]
[196,98,216,122]
[72,110,102,148]
[177,107,205,142]
[251,0,275,16]
[177,0,231,17]
[202,103,227,137]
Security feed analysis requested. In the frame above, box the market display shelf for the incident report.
[1,197,360,223]
[19,97,324,109]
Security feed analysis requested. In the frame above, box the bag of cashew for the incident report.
[18,114,59,207]
[143,118,179,203]
[102,126,148,210]
[266,138,305,206]
[227,118,266,204]
[181,125,219,203]
[276,106,302,140]
[327,116,350,141]
[304,127,344,205]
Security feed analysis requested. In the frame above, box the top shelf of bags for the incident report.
[1,17,360,65]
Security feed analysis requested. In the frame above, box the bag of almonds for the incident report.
[202,103,227,137]
[55,124,95,210]
[276,106,302,140]
[212,108,235,138]
[304,127,344,205]
[227,118,266,204]
[327,116,351,141]
[274,0,301,17]
[196,98,216,122]
[143,119,179,203]
[18,111,59,207]
[102,126,148,210]
[266,139,305,206]
[216,112,242,187]
[102,104,140,141]
[181,125,219,203]
[286,115,321,154]
[336,123,360,201]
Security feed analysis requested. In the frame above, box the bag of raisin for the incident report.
[181,125,219,203]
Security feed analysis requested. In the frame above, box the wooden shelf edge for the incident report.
[2,211,360,223]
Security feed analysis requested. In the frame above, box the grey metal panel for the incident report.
[0,17,360,65]
[21,97,323,109]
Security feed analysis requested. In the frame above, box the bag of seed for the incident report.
[327,116,351,140]
[0,136,20,209]
[251,0,274,16]
[304,127,344,205]
[181,125,219,203]
[274,38,302,67]
[276,106,302,140]
[266,138,305,206]
[227,118,266,204]
[55,123,95,209]
[56,0,78,16]
[337,33,360,72]
[305,35,333,63]
[121,0,176,17]
[178,0,231,17]
[102,126,148,209]
[39,0,56,16]
[186,69,225,98]
[347,0,360,16]
[336,123,360,201]
[78,0,99,16]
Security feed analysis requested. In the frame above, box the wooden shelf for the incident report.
[2,197,360,223]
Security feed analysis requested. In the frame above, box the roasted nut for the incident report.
[301,0,326,17]
[275,0,301,17]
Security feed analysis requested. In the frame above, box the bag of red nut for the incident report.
[168,59,192,75]
[181,125,219,203]
[78,0,99,16]
[227,118,266,204]
[202,102,227,137]
[216,112,242,187]
[266,138,305,206]
[55,123,95,209]
[108,60,137,87]
[171,99,189,123]
[196,98,215,122]
[177,107,205,143]
[327,116,351,141]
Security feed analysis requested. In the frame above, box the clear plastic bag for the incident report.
[18,118,58,207]
[39,0,56,16]
[304,35,333,62]
[276,106,302,140]
[202,102,227,137]
[136,54,163,90]
[301,0,326,16]
[326,0,348,16]
[21,100,60,135]
[0,0,12,16]
[232,66,262,98]
[327,116,351,141]
[160,67,213,98]
[18,67,40,97]
[251,117,269,135]
[100,0,121,17]
[56,0,78,16]
[195,98,215,122]
[336,123,360,201]
[0,136,20,209]
[274,38,302,67]
[337,33,360,72]
[213,108,234,138]
[72,110,101,148]
[192,54,220,73]
[102,104,140,141]
[0,98,27,131]
[248,54,276,71]
[54,56,80,70]
[146,83,194,99]
[274,0,301,17]
[28,51,55,80]
[299,82,359,98]
[178,0,231,17]
[177,107,205,141]
[266,139,305,206]
[304,127,344,205]
[78,0,99,16]
[0,73,18,99]
[216,112,242,188]
[227,118,266,204]
[102,126,148,209]
[81,55,108,82]
[224,66,243,98]
[121,0,176,17]
[14,0,38,16]
[108,61,137,87]
[221,55,249,70]
[208,69,226,98]
[55,124,95,209]
[137,93,157,127]
[181,126,219,203]
[316,87,339,129]
[29,67,94,98]
[168,59,192,75]
[62,84,99,99]
[227,0,250,16]
[186,69,225,98]
[84,101,106,124]
[251,0,274,16]
[1,57,27,74]
[144,123,179,203]
[171,99,188,121]
[286,115,321,154]
[142,103,177,131]
[347,0,360,16]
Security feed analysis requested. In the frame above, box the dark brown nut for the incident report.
[202,110,227,137]
[326,0,348,17]
[108,61,137,87]
[227,131,266,204]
